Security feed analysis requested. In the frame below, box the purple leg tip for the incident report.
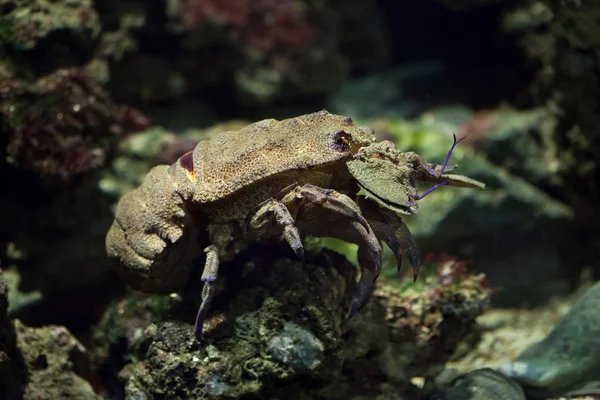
[194,323,203,338]
[438,134,466,178]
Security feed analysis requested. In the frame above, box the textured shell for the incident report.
[347,157,417,215]
[176,110,376,203]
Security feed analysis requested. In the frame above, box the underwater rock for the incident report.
[0,1,149,185]
[500,281,600,399]
[0,6,150,324]
[0,271,25,400]
[0,0,101,51]
[116,247,358,399]
[94,247,490,399]
[103,0,389,108]
[431,368,526,400]
[437,294,576,384]
[1,0,390,111]
[91,290,179,371]
[267,322,325,371]
[502,0,600,203]
[1,280,99,400]
[14,320,100,400]
[370,255,492,383]
[1,66,148,184]
[501,1,600,272]
[1,1,150,185]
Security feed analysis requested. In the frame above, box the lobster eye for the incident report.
[332,130,352,151]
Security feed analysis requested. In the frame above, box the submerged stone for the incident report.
[99,247,490,399]
[501,282,600,398]
[117,248,357,399]
[267,322,325,371]
[1,319,100,400]
[432,368,526,400]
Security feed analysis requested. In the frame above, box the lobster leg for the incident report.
[249,199,304,260]
[281,183,371,232]
[347,198,421,317]
[357,197,420,281]
[194,224,233,338]
[250,183,383,269]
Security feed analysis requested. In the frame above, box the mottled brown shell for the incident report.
[172,110,376,203]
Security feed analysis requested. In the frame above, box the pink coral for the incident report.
[177,0,314,51]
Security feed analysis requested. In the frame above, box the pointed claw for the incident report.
[354,196,425,284]
[372,250,382,282]
[360,239,382,283]
[347,229,382,319]
[351,220,383,282]
[393,248,403,272]
[394,243,421,281]
[284,236,305,260]
[378,217,419,279]
[406,242,420,282]
[292,244,305,261]
[282,225,305,260]
[413,266,420,282]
